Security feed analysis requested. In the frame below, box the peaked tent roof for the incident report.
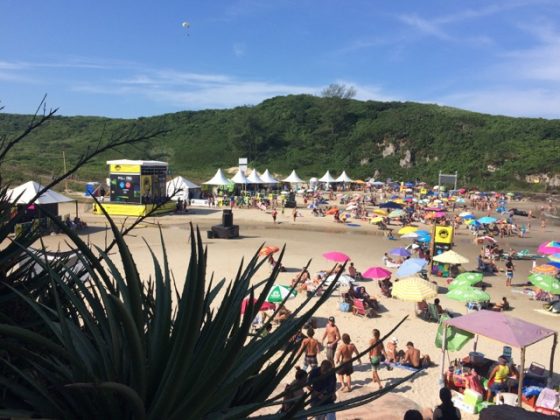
[8,181,74,205]
[204,169,231,186]
[231,169,249,184]
[282,170,304,183]
[166,176,200,199]
[260,169,279,184]
[336,171,353,183]
[246,169,263,184]
[319,170,336,183]
[445,310,556,348]
[167,176,200,190]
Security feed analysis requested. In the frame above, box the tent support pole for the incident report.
[550,333,558,383]
[440,320,448,385]
[75,201,78,218]
[473,335,478,352]
[518,347,525,407]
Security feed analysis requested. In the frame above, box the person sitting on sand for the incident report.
[291,269,310,289]
[281,367,308,413]
[386,337,399,363]
[273,305,292,324]
[491,297,510,311]
[402,341,431,369]
[417,300,429,318]
[347,262,362,280]
[355,286,379,311]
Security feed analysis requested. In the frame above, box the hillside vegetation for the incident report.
[1,95,559,190]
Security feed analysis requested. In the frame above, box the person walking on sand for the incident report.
[322,316,340,363]
[369,329,387,389]
[272,209,278,224]
[298,328,320,371]
[335,333,361,392]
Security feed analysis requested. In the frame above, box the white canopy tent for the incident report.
[319,170,336,184]
[204,169,231,186]
[231,169,249,185]
[282,170,304,184]
[336,171,353,183]
[166,176,201,201]
[246,169,264,184]
[8,181,74,205]
[260,169,279,184]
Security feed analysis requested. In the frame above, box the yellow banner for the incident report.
[434,226,454,244]
[109,164,141,174]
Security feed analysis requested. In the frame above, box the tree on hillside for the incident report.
[321,83,357,100]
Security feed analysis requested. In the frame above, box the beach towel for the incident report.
[389,362,421,372]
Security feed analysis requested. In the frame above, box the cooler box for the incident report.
[464,389,483,406]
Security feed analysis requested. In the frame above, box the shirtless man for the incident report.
[322,316,341,363]
[298,328,320,371]
[369,329,387,389]
[335,333,361,392]
[402,341,431,368]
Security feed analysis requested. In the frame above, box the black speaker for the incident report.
[222,209,233,227]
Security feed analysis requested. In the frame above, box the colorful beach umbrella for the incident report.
[370,216,384,224]
[401,232,420,239]
[449,277,481,290]
[373,209,388,216]
[362,266,392,280]
[417,234,432,243]
[322,251,350,262]
[548,254,560,263]
[532,264,559,275]
[416,230,430,236]
[392,277,437,302]
[459,211,473,217]
[266,285,297,303]
[388,209,406,218]
[528,274,560,294]
[538,241,560,255]
[397,258,427,278]
[258,245,280,257]
[390,247,411,257]
[433,250,469,265]
[446,287,490,303]
[398,226,418,235]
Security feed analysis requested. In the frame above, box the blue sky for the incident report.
[1,0,559,118]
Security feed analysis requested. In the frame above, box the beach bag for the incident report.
[339,302,350,312]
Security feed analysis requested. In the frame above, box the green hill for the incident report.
[1,95,559,191]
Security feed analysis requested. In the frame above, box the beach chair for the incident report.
[426,304,441,322]
[352,299,376,318]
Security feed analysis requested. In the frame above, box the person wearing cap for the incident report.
[322,317,341,363]
[486,356,519,401]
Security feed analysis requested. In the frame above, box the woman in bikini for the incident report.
[335,333,361,392]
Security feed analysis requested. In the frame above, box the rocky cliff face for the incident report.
[525,173,560,187]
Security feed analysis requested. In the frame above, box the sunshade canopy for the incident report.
[392,276,437,302]
[204,169,231,186]
[335,171,353,183]
[166,176,200,200]
[319,170,336,183]
[445,310,556,348]
[246,169,263,184]
[433,250,470,265]
[260,169,279,184]
[231,169,249,184]
[282,170,304,183]
[8,181,74,205]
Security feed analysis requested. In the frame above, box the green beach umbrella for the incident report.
[265,285,297,303]
[455,272,483,283]
[446,286,490,303]
[528,274,560,295]
[435,314,473,351]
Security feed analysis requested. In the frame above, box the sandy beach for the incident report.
[41,198,559,419]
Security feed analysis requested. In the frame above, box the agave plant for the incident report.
[0,200,416,419]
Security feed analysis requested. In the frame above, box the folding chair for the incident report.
[352,299,376,318]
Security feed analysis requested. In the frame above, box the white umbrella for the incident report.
[204,169,230,186]
[319,170,336,183]
[8,181,74,205]
[324,274,354,288]
[246,169,263,184]
[231,169,249,184]
[336,171,353,183]
[433,250,470,265]
[260,169,279,184]
[282,170,304,183]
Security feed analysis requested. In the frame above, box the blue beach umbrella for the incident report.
[462,214,475,220]
[478,216,497,224]
[416,230,430,236]
[417,234,432,243]
[390,247,411,257]
[397,258,428,278]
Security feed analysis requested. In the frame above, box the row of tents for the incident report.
[203,168,354,186]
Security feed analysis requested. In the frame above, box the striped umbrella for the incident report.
[392,276,437,302]
[548,254,560,263]
[538,241,560,255]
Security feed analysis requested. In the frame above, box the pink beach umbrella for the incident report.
[241,298,276,315]
[362,266,392,280]
[434,211,446,218]
[538,241,560,255]
[322,251,350,262]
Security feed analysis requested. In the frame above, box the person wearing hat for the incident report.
[322,316,340,363]
[486,355,519,401]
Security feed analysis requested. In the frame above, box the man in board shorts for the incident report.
[322,316,341,363]
[369,329,387,389]
[298,328,319,371]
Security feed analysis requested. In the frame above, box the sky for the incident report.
[1,0,560,118]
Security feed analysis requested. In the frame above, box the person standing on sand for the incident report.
[272,209,278,224]
[369,329,387,389]
[505,257,514,287]
[335,333,361,392]
[322,316,340,363]
[298,328,320,371]
[292,207,297,222]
